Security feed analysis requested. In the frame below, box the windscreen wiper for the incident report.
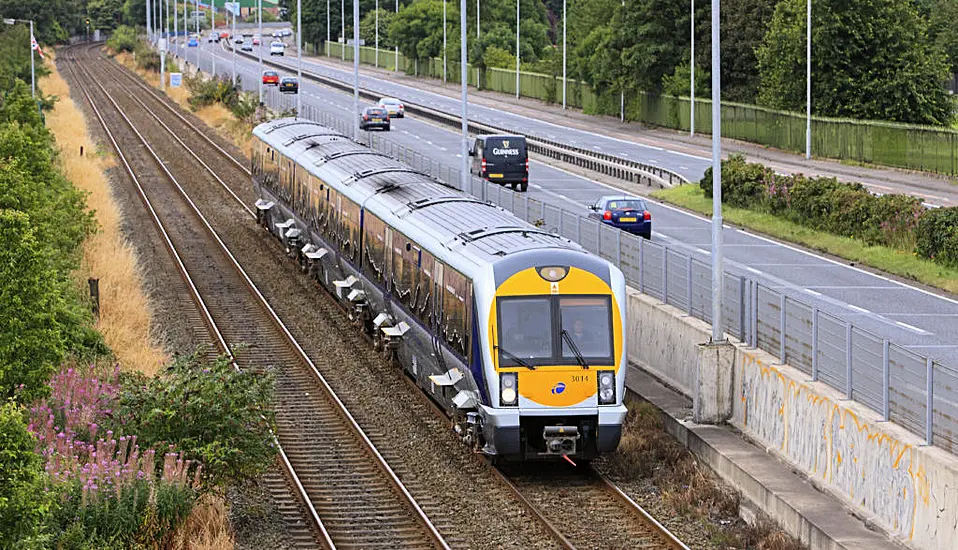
[561,330,589,369]
[494,345,536,370]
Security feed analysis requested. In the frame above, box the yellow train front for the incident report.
[469,250,628,461]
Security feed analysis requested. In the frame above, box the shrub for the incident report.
[110,353,276,489]
[0,401,51,548]
[915,207,958,267]
[133,41,161,73]
[185,74,240,110]
[699,153,768,207]
[106,25,137,53]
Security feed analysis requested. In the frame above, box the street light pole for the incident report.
[147,0,152,43]
[341,0,345,61]
[160,0,166,90]
[174,0,178,58]
[443,0,447,83]
[460,0,469,191]
[231,8,236,84]
[806,0,811,159]
[29,20,35,98]
[515,0,519,99]
[353,0,360,137]
[258,0,263,103]
[690,0,694,136]
[710,0,723,341]
[298,0,304,118]
[211,0,216,77]
[375,0,379,67]
[561,0,566,110]
[394,0,398,71]
[194,0,200,69]
[476,0,479,38]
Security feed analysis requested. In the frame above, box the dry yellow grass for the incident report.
[112,50,252,158]
[43,51,168,377]
[172,494,236,550]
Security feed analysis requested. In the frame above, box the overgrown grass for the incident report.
[606,395,804,549]
[653,184,958,294]
[43,52,169,377]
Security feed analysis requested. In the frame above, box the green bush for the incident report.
[699,155,928,252]
[110,353,276,489]
[106,25,137,53]
[0,401,51,548]
[915,207,958,267]
[185,74,240,110]
[133,41,161,72]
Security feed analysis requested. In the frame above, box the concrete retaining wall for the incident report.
[626,288,958,550]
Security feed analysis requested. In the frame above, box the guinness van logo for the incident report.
[502,140,510,148]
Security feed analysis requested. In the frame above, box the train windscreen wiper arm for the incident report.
[494,345,536,370]
[561,330,589,369]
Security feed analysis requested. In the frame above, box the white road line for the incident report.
[747,267,763,275]
[895,321,930,334]
[532,184,543,189]
[439,146,447,151]
[695,248,709,255]
[848,304,871,314]
[804,289,822,297]
[680,166,690,170]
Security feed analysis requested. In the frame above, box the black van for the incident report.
[469,135,529,191]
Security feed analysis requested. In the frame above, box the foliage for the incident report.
[915,207,958,267]
[27,365,200,548]
[757,0,954,126]
[483,45,514,69]
[133,40,162,72]
[109,353,276,489]
[661,62,710,98]
[360,8,396,49]
[0,401,51,548]
[926,0,958,74]
[87,0,124,31]
[719,0,777,102]
[0,26,51,93]
[0,0,76,43]
[106,25,138,53]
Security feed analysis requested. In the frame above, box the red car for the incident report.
[262,71,279,86]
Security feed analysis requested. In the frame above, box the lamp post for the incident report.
[515,0,519,99]
[298,0,303,117]
[173,0,177,58]
[460,0,469,191]
[394,0,398,71]
[4,19,36,98]
[258,0,264,104]
[231,7,236,84]
[806,0,811,159]
[690,0,694,136]
[710,0,723,341]
[375,0,379,67]
[443,0,447,83]
[476,0,479,38]
[147,0,152,43]
[353,0,359,137]
[211,0,216,77]
[561,0,566,109]
[341,0,345,61]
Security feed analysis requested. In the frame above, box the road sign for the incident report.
[224,2,240,15]
[170,73,182,87]
[158,38,167,52]
[346,39,366,46]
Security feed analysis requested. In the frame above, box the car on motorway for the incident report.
[270,41,285,56]
[279,76,299,94]
[219,31,230,40]
[234,35,244,45]
[262,71,280,86]
[187,36,198,47]
[469,135,529,191]
[588,195,652,239]
[241,41,253,52]
[378,97,404,118]
[359,107,390,131]
[252,35,261,46]
[208,31,219,43]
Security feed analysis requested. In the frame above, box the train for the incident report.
[250,118,627,461]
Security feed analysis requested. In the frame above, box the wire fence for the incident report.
[253,86,958,456]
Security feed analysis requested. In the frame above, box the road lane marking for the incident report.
[895,321,929,334]
[747,267,763,275]
[804,289,822,297]
[847,305,870,314]
[695,248,709,255]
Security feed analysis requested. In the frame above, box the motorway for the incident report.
[171,38,958,369]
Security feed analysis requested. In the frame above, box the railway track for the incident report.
[67,43,690,549]
[63,44,447,550]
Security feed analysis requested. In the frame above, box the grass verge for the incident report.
[49,48,237,549]
[43,52,169,377]
[652,184,958,294]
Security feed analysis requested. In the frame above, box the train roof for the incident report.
[253,118,588,278]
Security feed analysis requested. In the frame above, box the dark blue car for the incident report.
[588,195,652,239]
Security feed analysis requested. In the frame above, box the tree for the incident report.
[720,0,777,102]
[87,0,124,31]
[757,0,954,125]
[388,0,451,59]
[0,401,51,548]
[0,27,51,94]
[926,0,958,75]
[0,210,67,401]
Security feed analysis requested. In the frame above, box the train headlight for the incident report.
[597,370,616,405]
[500,372,518,407]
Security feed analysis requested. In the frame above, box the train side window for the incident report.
[363,213,387,281]
[442,269,470,357]
[415,251,435,325]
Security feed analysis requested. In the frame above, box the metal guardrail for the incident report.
[237,49,688,188]
[264,85,958,456]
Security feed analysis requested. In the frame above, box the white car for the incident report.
[270,41,285,56]
[378,97,404,118]
[234,35,244,44]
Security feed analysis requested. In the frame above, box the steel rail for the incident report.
[65,45,449,550]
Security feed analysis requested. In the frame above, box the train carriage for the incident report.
[251,118,627,461]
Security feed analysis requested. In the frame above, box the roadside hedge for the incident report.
[700,154,957,267]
